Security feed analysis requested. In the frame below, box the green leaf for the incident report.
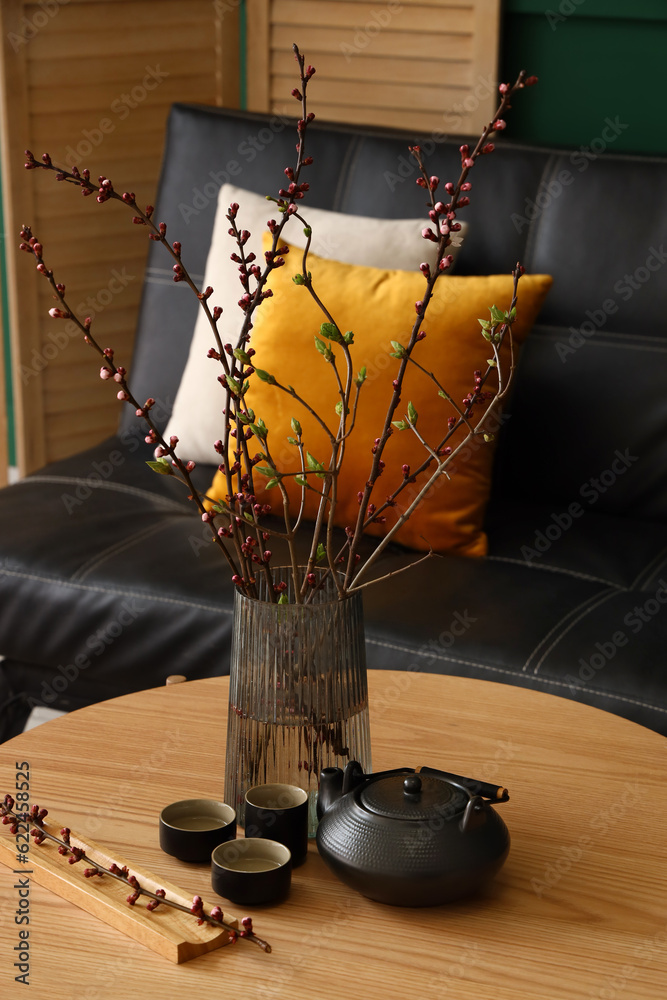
[315,543,326,563]
[481,329,492,342]
[225,375,241,395]
[306,452,326,478]
[265,478,280,489]
[292,273,305,286]
[407,401,418,425]
[343,330,354,344]
[509,306,517,321]
[146,459,172,476]
[478,318,492,331]
[355,365,367,386]
[291,417,302,437]
[335,400,349,417]
[314,336,333,361]
[437,389,452,402]
[254,368,277,385]
[255,465,275,478]
[278,593,289,604]
[303,226,312,238]
[489,304,505,325]
[486,358,497,367]
[483,432,495,443]
[233,348,251,364]
[390,340,407,359]
[242,380,250,395]
[392,419,409,431]
[295,476,308,487]
[287,436,298,445]
[320,322,345,345]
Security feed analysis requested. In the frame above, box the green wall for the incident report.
[502,1,667,155]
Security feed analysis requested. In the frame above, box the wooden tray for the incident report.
[0,816,237,963]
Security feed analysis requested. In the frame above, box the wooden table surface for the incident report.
[1,671,666,999]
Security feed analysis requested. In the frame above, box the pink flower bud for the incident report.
[429,175,439,191]
[99,367,112,380]
[421,227,437,242]
[117,390,129,401]
[464,158,474,168]
[493,119,506,131]
[499,83,509,94]
[170,435,179,448]
[186,461,196,472]
[524,75,538,87]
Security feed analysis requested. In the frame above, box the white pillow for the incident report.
[165,183,468,465]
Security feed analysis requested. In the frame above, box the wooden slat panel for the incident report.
[272,0,475,33]
[0,0,47,473]
[301,101,474,133]
[247,0,271,112]
[28,73,218,116]
[271,24,474,60]
[273,76,470,113]
[272,49,473,87]
[1,0,237,473]
[250,0,500,138]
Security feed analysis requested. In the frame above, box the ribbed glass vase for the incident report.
[224,567,371,835]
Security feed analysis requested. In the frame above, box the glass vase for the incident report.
[224,567,371,835]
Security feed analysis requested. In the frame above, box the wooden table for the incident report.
[1,671,666,999]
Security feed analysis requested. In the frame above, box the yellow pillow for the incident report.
[209,238,552,556]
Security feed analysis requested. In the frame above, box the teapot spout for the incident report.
[317,767,344,819]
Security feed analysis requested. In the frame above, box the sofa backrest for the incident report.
[123,103,667,523]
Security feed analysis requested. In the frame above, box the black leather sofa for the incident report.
[1,104,666,740]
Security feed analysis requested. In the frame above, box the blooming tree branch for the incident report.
[20,48,536,604]
[0,794,271,953]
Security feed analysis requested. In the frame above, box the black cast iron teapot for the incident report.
[316,762,510,906]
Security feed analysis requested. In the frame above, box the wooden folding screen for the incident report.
[246,0,501,133]
[0,0,239,475]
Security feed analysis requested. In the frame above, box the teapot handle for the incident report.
[341,762,415,795]
[420,766,509,804]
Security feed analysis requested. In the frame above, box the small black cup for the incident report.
[244,783,308,867]
[159,798,236,863]
[211,838,292,905]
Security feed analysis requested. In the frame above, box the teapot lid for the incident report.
[360,772,468,821]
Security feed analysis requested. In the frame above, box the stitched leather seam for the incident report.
[631,542,667,590]
[365,636,667,715]
[563,339,667,355]
[71,519,183,582]
[487,555,620,589]
[533,326,667,347]
[526,587,619,675]
[0,567,232,615]
[20,475,188,512]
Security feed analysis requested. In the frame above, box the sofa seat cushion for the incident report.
[0,437,666,734]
